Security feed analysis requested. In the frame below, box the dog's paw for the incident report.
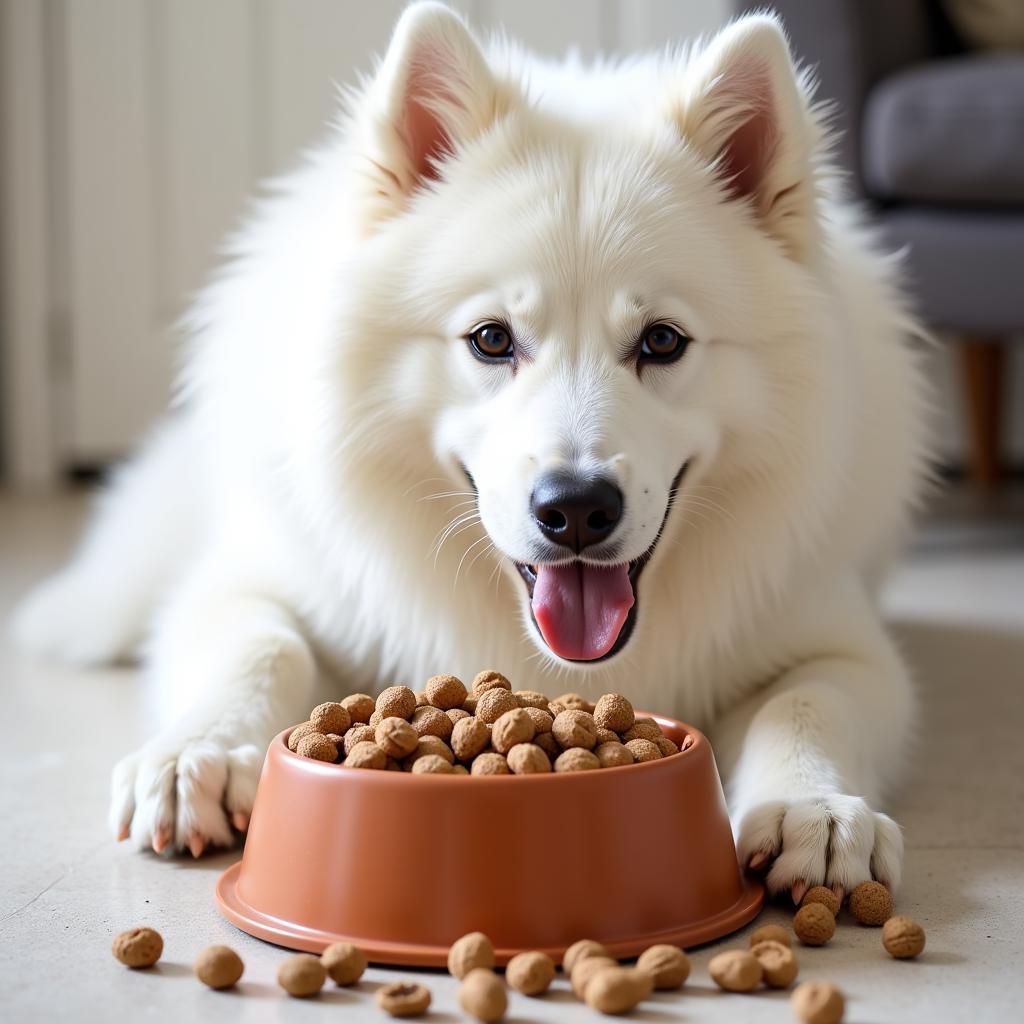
[110,734,263,856]
[736,794,903,903]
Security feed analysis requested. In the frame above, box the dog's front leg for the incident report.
[712,579,912,903]
[109,576,316,856]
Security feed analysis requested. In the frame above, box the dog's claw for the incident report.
[117,823,131,842]
[231,811,250,833]
[748,850,771,872]
[791,879,808,906]
[152,826,170,854]
[188,832,206,859]
[831,883,845,905]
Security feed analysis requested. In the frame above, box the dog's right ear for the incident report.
[353,2,504,228]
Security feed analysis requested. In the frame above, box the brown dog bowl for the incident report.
[216,714,762,965]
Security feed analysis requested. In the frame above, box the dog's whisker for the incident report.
[453,534,493,589]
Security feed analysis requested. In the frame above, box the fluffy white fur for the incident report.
[12,3,928,896]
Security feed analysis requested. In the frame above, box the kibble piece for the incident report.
[552,710,598,750]
[342,692,375,724]
[624,738,662,763]
[593,693,635,733]
[112,926,163,968]
[277,954,326,997]
[385,756,402,771]
[411,754,455,774]
[709,950,762,992]
[636,944,690,989]
[570,956,618,997]
[321,942,367,985]
[622,719,662,742]
[415,690,430,707]
[410,705,454,740]
[523,707,553,734]
[491,708,535,754]
[447,707,470,725]
[556,692,594,713]
[344,724,376,754]
[462,694,479,714]
[452,764,469,775]
[287,722,315,752]
[406,735,456,766]
[369,709,384,729]
[514,690,550,710]
[751,939,798,988]
[583,966,652,1015]
[297,732,338,762]
[476,687,519,724]
[794,903,836,946]
[473,669,512,694]
[548,701,567,718]
[595,727,618,745]
[310,701,351,736]
[792,981,845,1024]
[345,740,387,770]
[655,736,679,757]
[595,741,634,768]
[507,743,552,774]
[750,923,791,948]
[448,932,495,979]
[194,945,244,989]
[451,717,490,761]
[563,939,609,974]
[882,916,926,959]
[458,968,507,1022]
[554,748,600,772]
[534,732,559,758]
[506,951,555,995]
[471,752,510,775]
[802,886,840,916]
[376,685,417,721]
[377,981,432,1017]
[849,881,893,926]
[425,673,467,710]
[375,716,419,758]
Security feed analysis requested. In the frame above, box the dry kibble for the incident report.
[548,701,567,718]
[473,669,512,694]
[375,716,419,758]
[593,693,635,733]
[554,748,600,772]
[882,916,926,959]
[849,881,893,926]
[552,710,598,750]
[507,743,552,774]
[556,692,594,713]
[563,939,609,974]
[802,885,841,916]
[451,717,490,761]
[595,741,633,768]
[594,727,618,745]
[750,923,791,948]
[321,942,367,985]
[792,981,845,1024]
[655,736,679,757]
[571,956,618,997]
[341,692,375,724]
[376,685,417,720]
[405,735,455,767]
[287,722,315,752]
[296,732,338,763]
[448,932,495,979]
[411,754,454,774]
[458,968,507,1022]
[491,708,535,753]
[514,690,550,710]
[310,701,350,736]
[462,695,479,714]
[534,732,559,758]
[369,709,384,729]
[636,944,690,989]
[471,752,510,775]
[425,673,467,710]
[751,939,799,988]
[410,705,453,740]
[452,764,469,775]
[523,707,553,734]
[343,724,376,754]
[447,707,470,725]
[277,954,326,997]
[709,950,763,992]
[624,738,661,763]
[194,945,244,989]
[345,740,387,770]
[506,951,555,995]
[794,903,836,946]
[377,981,432,1017]
[622,719,662,742]
[583,966,652,1014]
[112,927,163,968]
[415,690,430,707]
[476,688,520,724]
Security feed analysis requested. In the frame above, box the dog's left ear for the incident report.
[674,15,818,258]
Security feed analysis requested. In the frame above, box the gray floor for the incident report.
[1,491,1022,1023]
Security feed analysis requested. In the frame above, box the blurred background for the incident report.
[1,0,1022,510]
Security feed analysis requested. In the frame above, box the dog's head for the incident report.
[338,2,835,665]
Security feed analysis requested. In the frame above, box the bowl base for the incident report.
[216,861,764,965]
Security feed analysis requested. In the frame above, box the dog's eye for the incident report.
[467,322,514,362]
[639,323,689,364]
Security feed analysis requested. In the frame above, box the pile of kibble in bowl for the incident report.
[287,671,692,775]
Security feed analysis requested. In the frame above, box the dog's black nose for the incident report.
[530,471,623,552]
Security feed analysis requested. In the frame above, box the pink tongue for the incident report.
[531,563,635,661]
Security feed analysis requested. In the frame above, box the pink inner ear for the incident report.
[715,65,778,208]
[401,53,457,185]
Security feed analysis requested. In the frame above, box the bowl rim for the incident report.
[279,710,701,785]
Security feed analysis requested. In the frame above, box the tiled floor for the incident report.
[1,490,1022,1023]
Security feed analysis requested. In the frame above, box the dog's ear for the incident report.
[674,15,818,258]
[354,2,504,227]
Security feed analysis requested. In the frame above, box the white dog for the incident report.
[13,2,928,901]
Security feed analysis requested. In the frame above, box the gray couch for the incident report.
[740,0,1024,485]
